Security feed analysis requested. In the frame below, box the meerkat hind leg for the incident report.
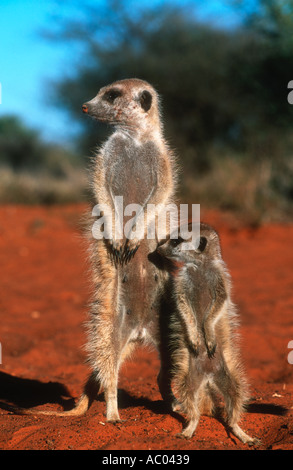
[104,361,127,423]
[157,368,180,412]
[177,399,201,439]
[176,375,204,439]
[179,413,200,439]
[104,386,122,422]
[104,340,138,423]
[214,367,260,446]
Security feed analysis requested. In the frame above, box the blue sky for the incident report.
[0,0,76,144]
[0,0,242,146]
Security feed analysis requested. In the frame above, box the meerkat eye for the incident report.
[170,237,183,248]
[196,237,207,252]
[103,89,122,103]
[139,90,152,112]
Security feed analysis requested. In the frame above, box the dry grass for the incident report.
[0,166,89,205]
[180,154,293,224]
[0,151,292,224]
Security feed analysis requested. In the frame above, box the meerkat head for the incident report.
[82,78,161,136]
[157,223,222,266]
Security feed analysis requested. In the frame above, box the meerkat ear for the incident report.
[139,90,152,112]
[195,237,207,253]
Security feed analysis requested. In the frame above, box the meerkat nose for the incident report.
[82,104,88,113]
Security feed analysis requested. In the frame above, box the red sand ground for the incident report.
[0,203,292,451]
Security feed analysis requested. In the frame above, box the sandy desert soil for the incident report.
[0,204,292,451]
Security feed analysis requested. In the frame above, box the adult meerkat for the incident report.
[11,79,177,421]
[156,223,259,446]
[82,78,177,422]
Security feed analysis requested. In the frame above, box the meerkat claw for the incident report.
[207,343,217,358]
[122,248,129,264]
[133,245,140,256]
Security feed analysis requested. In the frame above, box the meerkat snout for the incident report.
[82,100,98,117]
[156,238,183,259]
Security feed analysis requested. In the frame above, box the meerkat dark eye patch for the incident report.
[196,237,207,252]
[103,88,122,103]
[170,237,184,247]
[139,90,152,112]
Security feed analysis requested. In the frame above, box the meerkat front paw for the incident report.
[204,329,217,358]
[188,337,202,356]
[206,340,217,358]
[107,238,124,264]
[123,238,140,264]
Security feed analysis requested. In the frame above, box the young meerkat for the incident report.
[10,79,177,422]
[156,223,260,446]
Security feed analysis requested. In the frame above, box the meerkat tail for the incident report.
[7,393,90,417]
